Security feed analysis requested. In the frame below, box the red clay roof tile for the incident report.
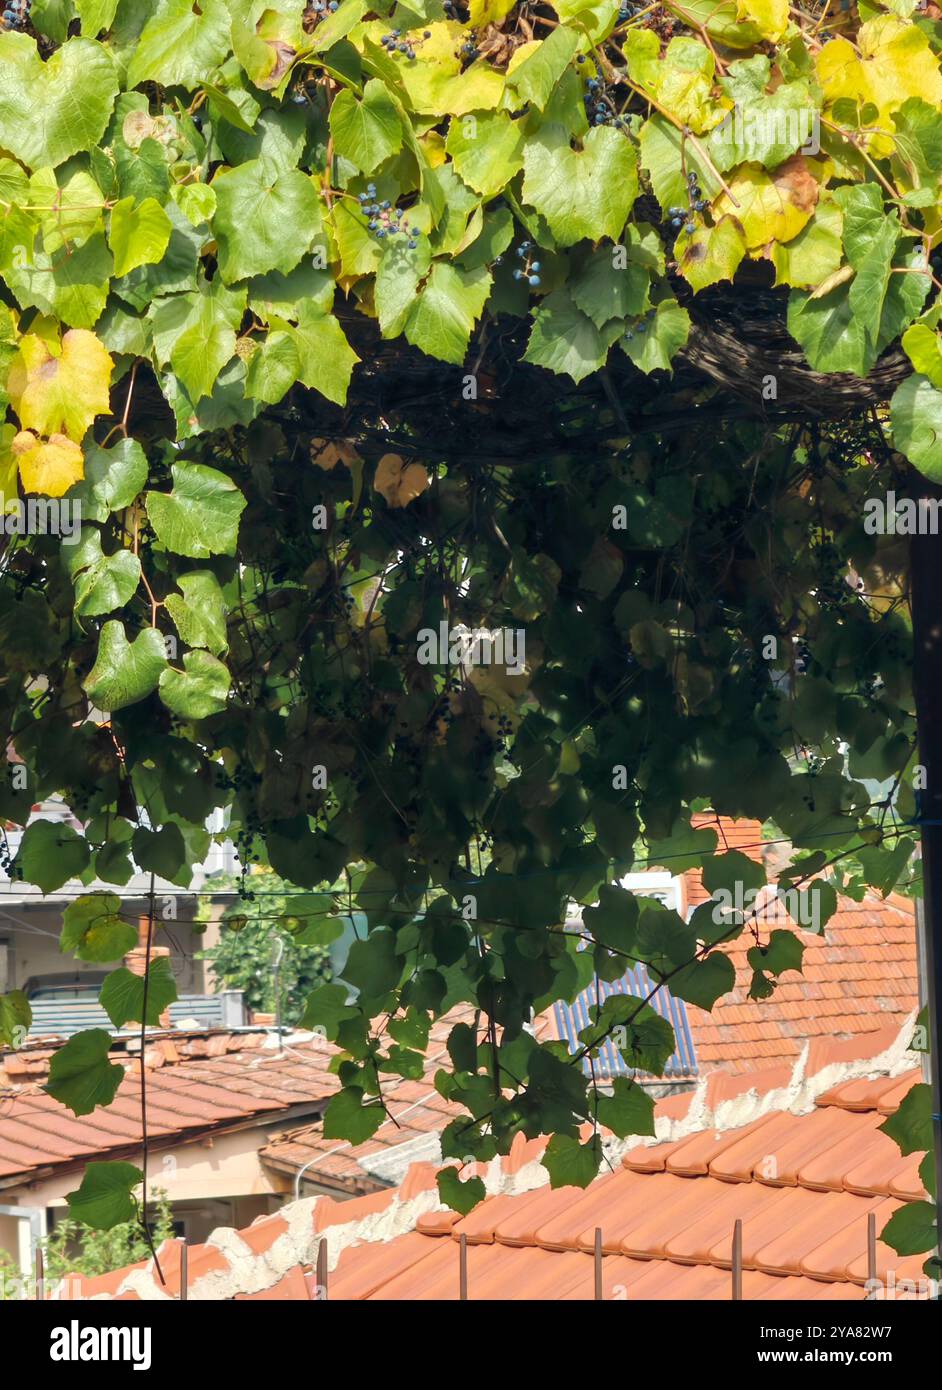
[68,1031,927,1303]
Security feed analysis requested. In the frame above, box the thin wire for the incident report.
[0,822,916,898]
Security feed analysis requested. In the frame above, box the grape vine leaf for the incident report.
[46,1029,124,1116]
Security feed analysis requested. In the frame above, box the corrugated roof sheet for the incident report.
[552,962,697,1078]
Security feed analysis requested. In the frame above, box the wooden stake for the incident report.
[867,1211,877,1294]
[594,1228,603,1300]
[316,1239,329,1301]
[179,1237,187,1302]
[732,1218,743,1300]
[35,1245,44,1302]
[459,1233,468,1301]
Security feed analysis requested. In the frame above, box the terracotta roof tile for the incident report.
[68,1023,929,1303]
[677,822,917,1075]
[0,1035,338,1185]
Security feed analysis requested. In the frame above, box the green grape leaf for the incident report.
[290,304,359,404]
[131,824,186,877]
[571,246,650,328]
[675,215,746,293]
[61,892,138,961]
[245,330,300,406]
[100,958,179,1029]
[108,196,172,277]
[158,650,231,719]
[83,621,167,711]
[164,571,228,655]
[65,528,142,617]
[902,320,942,389]
[770,199,843,289]
[403,262,492,365]
[65,438,148,524]
[17,820,91,893]
[126,0,231,90]
[596,1077,656,1139]
[145,463,246,557]
[298,982,359,1039]
[0,34,119,170]
[542,1133,601,1190]
[891,374,942,479]
[880,1082,932,1155]
[748,928,805,976]
[0,990,31,1048]
[75,0,120,36]
[621,299,691,374]
[667,951,736,1009]
[524,288,621,382]
[446,110,525,197]
[321,1087,384,1144]
[522,124,638,247]
[329,80,403,174]
[66,1161,143,1229]
[437,1166,486,1214]
[506,26,579,110]
[880,1200,937,1257]
[46,1029,124,1116]
[212,157,322,283]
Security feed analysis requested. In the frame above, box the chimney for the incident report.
[124,944,173,1030]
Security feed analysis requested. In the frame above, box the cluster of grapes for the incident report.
[357,184,421,248]
[380,26,428,60]
[458,29,480,63]
[486,710,515,753]
[0,834,23,880]
[668,171,707,235]
[511,240,541,288]
[443,0,468,17]
[393,732,425,770]
[301,0,339,31]
[578,65,628,130]
[617,3,639,17]
[0,0,29,30]
[623,306,656,342]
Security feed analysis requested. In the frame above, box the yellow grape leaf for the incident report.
[506,40,540,74]
[818,17,942,146]
[676,214,747,292]
[11,430,84,497]
[396,23,504,115]
[8,329,113,442]
[374,453,430,508]
[469,0,515,23]
[655,39,730,135]
[715,157,818,249]
[859,15,942,109]
[0,423,19,512]
[736,0,788,41]
[769,197,844,289]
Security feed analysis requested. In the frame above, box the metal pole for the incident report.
[459,1233,468,1301]
[179,1237,187,1302]
[909,492,942,1277]
[272,936,285,1054]
[594,1227,603,1300]
[731,1218,743,1300]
